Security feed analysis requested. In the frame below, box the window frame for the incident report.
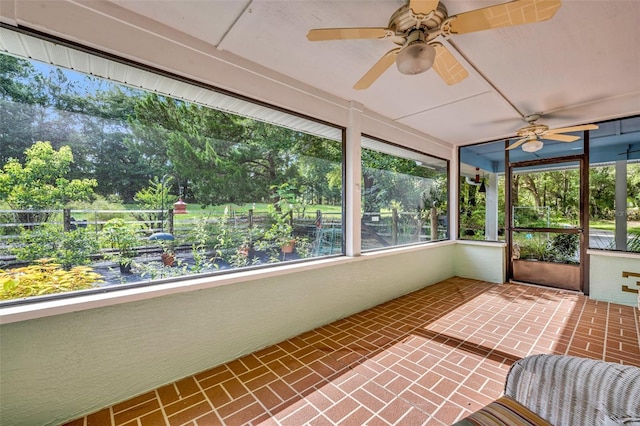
[0,25,349,306]
[360,134,450,252]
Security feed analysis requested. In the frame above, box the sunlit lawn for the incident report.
[591,220,640,234]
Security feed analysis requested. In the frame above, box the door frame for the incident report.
[505,133,590,293]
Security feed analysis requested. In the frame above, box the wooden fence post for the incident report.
[431,207,438,241]
[392,208,398,245]
[168,209,174,235]
[63,209,71,232]
[248,209,254,228]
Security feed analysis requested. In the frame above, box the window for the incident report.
[0,28,344,302]
[459,140,506,241]
[361,137,448,250]
[588,116,640,253]
[459,116,640,252]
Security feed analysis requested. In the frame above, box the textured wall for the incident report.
[454,241,506,284]
[590,252,640,307]
[0,244,455,425]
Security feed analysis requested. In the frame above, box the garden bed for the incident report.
[512,259,580,291]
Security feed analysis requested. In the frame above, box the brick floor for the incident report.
[63,277,640,425]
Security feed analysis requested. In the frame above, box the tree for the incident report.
[0,53,153,199]
[0,55,45,164]
[0,141,97,224]
[361,149,437,214]
[129,93,328,207]
[0,55,44,104]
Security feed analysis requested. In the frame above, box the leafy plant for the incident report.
[263,220,294,247]
[138,258,189,280]
[133,176,175,229]
[189,217,217,272]
[0,259,103,300]
[517,237,552,261]
[515,233,579,264]
[550,233,579,260]
[0,141,97,225]
[627,233,640,253]
[210,208,248,263]
[99,218,140,267]
[12,225,98,269]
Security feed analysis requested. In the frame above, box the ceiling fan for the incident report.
[307,0,561,90]
[506,114,599,153]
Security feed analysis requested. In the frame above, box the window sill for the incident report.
[0,240,455,325]
[587,249,640,259]
[456,240,506,247]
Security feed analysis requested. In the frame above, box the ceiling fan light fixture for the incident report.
[522,138,544,153]
[396,41,436,75]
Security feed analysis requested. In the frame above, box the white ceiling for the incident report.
[30,0,640,147]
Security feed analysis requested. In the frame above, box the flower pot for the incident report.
[119,262,132,274]
[512,259,580,291]
[281,240,295,254]
[161,253,175,266]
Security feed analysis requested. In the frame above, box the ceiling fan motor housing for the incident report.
[517,123,550,138]
[388,3,449,45]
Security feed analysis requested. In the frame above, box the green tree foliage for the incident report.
[628,164,640,210]
[134,176,175,229]
[129,93,341,207]
[362,148,442,215]
[0,56,44,164]
[589,166,616,219]
[0,54,153,201]
[0,141,97,223]
[0,55,44,104]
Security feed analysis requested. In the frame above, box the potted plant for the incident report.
[512,233,580,290]
[100,218,139,274]
[161,246,175,266]
[149,232,177,267]
[264,220,296,254]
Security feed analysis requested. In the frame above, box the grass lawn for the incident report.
[591,220,640,234]
[171,202,342,216]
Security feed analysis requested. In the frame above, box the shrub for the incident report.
[12,225,98,269]
[550,233,579,259]
[628,234,640,253]
[516,233,579,264]
[99,218,140,267]
[0,259,103,300]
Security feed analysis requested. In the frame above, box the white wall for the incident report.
[4,241,640,424]
[454,241,506,284]
[589,250,640,307]
[0,244,456,425]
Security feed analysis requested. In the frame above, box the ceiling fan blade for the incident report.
[546,123,599,134]
[540,133,580,142]
[307,28,391,41]
[448,0,561,34]
[353,48,400,90]
[409,0,440,15]
[506,138,527,150]
[431,43,469,85]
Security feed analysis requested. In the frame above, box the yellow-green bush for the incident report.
[0,259,103,300]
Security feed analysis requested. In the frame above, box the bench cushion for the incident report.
[452,395,552,426]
